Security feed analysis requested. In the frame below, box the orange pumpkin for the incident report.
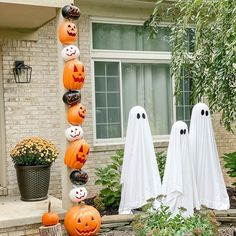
[67,103,87,125]
[58,21,77,44]
[63,59,85,90]
[42,201,60,226]
[64,204,101,236]
[64,139,90,169]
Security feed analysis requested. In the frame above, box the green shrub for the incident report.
[132,198,219,236]
[222,152,236,186]
[95,150,124,209]
[156,151,167,181]
[95,149,167,209]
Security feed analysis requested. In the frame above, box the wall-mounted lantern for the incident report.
[13,61,32,83]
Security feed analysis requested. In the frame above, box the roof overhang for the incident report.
[0,0,72,30]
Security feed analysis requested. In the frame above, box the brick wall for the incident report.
[1,20,62,198]
[1,4,235,201]
[212,113,236,186]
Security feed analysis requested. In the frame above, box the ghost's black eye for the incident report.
[137,113,140,119]
[205,110,209,116]
[201,110,205,116]
[183,129,186,134]
[180,129,184,135]
[142,113,146,119]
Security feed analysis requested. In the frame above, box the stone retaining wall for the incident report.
[0,212,235,236]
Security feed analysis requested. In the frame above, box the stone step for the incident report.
[0,187,7,196]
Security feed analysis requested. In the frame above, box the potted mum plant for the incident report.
[10,137,59,201]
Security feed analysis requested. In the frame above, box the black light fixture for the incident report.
[13,61,32,83]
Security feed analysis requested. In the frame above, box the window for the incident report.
[176,77,193,127]
[92,20,191,142]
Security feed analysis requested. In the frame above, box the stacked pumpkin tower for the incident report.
[58,4,101,236]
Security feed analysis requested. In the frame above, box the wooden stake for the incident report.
[39,223,63,236]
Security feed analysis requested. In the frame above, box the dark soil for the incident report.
[227,187,236,209]
[84,197,118,216]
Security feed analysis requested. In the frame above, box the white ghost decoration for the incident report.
[161,121,200,217]
[65,126,83,142]
[119,106,162,214]
[189,103,229,210]
[61,45,80,61]
[69,186,88,202]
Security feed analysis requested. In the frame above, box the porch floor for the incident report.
[0,195,66,229]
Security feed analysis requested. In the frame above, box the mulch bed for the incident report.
[227,187,236,209]
[84,196,118,216]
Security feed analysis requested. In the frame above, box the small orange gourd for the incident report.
[58,21,77,44]
[64,203,101,236]
[63,59,85,90]
[67,103,87,125]
[41,201,60,226]
[64,139,90,169]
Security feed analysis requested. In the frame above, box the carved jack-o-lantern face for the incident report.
[64,139,90,169]
[61,45,80,62]
[65,126,83,142]
[62,4,81,20]
[69,187,88,203]
[58,21,77,44]
[70,170,89,185]
[62,90,81,106]
[64,204,101,236]
[67,103,87,125]
[63,60,85,90]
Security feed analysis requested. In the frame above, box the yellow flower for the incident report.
[10,137,59,166]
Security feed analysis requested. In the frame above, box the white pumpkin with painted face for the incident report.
[69,186,88,202]
[65,126,83,142]
[61,45,80,62]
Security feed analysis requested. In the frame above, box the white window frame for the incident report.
[91,18,176,146]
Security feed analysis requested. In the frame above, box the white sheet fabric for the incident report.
[189,103,229,210]
[161,121,200,217]
[119,106,162,214]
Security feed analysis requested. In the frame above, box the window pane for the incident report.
[107,93,120,107]
[95,77,106,92]
[108,124,121,138]
[108,108,120,123]
[96,124,108,139]
[92,23,171,52]
[94,61,121,139]
[96,108,107,123]
[122,63,172,135]
[95,93,106,107]
[107,76,120,91]
[94,61,105,76]
[176,77,193,125]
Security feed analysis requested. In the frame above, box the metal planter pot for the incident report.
[15,165,51,201]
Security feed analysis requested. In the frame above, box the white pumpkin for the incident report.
[61,45,80,61]
[65,126,83,142]
[69,186,88,202]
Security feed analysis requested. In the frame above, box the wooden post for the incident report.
[39,223,63,236]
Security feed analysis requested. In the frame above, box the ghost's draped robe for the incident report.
[119,106,162,214]
[189,103,229,210]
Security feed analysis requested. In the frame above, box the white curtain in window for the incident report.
[122,63,172,136]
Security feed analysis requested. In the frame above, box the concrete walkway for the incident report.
[0,195,66,229]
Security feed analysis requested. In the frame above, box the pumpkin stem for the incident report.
[79,201,85,206]
[48,201,51,213]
